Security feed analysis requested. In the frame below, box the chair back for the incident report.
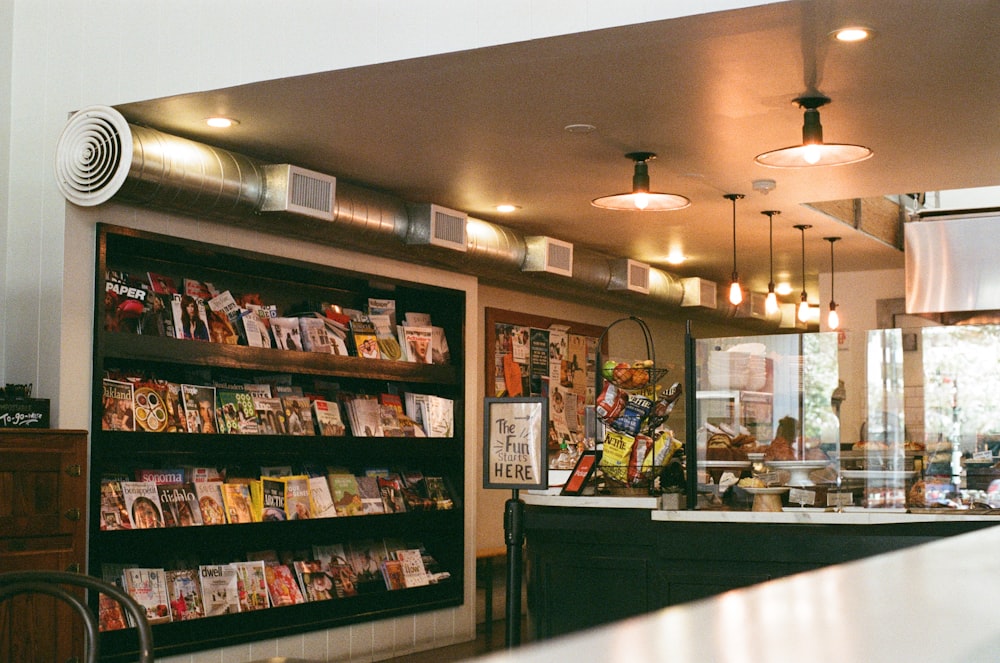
[0,570,154,662]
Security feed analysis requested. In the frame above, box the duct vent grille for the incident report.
[681,277,718,309]
[406,204,468,251]
[54,105,133,206]
[523,236,574,277]
[609,258,650,294]
[263,164,336,221]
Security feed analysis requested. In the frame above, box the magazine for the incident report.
[101,378,135,431]
[199,564,240,616]
[165,568,205,621]
[120,480,165,529]
[122,567,172,624]
[231,560,270,612]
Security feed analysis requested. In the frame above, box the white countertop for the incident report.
[472,522,1000,662]
[523,492,1000,523]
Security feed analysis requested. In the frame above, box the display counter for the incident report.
[522,494,1000,640]
[491,516,1000,663]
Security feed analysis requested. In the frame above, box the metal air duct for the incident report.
[54,105,778,329]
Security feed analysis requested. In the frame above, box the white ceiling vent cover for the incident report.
[523,236,574,277]
[406,204,468,252]
[681,277,718,309]
[55,105,134,207]
[609,258,650,294]
[263,164,336,221]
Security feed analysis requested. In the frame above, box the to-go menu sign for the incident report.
[482,397,548,490]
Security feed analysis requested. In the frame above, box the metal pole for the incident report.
[504,488,524,648]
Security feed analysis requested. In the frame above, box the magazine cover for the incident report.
[231,560,270,612]
[99,479,132,530]
[253,395,286,435]
[308,475,338,518]
[166,483,204,527]
[171,293,210,341]
[293,560,336,602]
[122,567,172,624]
[260,477,287,522]
[270,316,302,351]
[356,475,386,515]
[347,539,389,593]
[165,568,205,621]
[312,399,346,436]
[395,549,430,588]
[194,481,228,525]
[264,563,305,607]
[281,395,314,436]
[282,475,312,520]
[120,480,165,529]
[101,378,135,431]
[198,564,240,616]
[221,482,256,524]
[329,473,363,517]
[181,384,218,434]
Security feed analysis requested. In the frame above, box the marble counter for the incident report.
[477,522,1000,662]
[523,492,1000,524]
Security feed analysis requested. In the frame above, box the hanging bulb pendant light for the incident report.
[725,194,745,306]
[762,210,781,315]
[755,95,873,168]
[794,224,812,322]
[824,236,842,329]
[592,152,691,211]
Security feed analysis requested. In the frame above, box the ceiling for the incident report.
[114,0,1000,306]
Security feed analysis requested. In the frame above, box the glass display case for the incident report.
[692,331,844,511]
[690,324,1000,513]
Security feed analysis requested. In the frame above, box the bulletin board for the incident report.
[484,307,607,464]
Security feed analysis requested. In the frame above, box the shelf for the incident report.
[100,333,459,384]
[90,224,467,659]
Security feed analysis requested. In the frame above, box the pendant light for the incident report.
[794,224,812,322]
[824,236,841,329]
[592,152,691,211]
[754,95,873,168]
[761,210,781,315]
[725,194,745,306]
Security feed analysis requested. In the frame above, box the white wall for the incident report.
[0,1,797,660]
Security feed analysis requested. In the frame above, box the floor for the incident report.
[389,617,530,662]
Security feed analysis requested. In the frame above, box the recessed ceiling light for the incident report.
[206,117,239,128]
[665,248,686,265]
[831,26,874,42]
[564,123,596,134]
[495,204,520,213]
[775,281,794,296]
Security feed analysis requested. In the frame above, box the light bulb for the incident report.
[828,302,840,330]
[729,280,743,306]
[798,298,810,322]
[633,193,649,210]
[765,290,779,315]
[803,143,822,165]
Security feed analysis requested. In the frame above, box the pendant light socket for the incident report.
[725,194,745,306]
[762,210,781,316]
[592,152,691,211]
[794,224,812,322]
[755,95,873,168]
[824,236,842,330]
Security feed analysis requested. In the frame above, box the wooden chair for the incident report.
[0,570,154,662]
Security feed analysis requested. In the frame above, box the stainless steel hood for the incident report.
[905,210,1000,324]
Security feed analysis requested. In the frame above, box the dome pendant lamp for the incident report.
[762,210,781,315]
[754,95,873,168]
[591,152,691,211]
[725,193,745,306]
[795,224,812,322]
[824,236,842,330]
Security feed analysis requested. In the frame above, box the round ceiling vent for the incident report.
[54,105,133,206]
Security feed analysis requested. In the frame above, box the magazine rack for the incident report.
[592,316,674,495]
[90,224,466,661]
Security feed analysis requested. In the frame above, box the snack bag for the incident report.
[600,430,636,484]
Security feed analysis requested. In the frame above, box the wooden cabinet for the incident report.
[90,224,466,660]
[0,428,88,662]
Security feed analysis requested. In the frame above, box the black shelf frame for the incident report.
[90,223,467,661]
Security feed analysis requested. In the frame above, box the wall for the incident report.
[818,268,906,445]
[0,1,843,659]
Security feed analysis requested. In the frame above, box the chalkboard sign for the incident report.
[483,397,548,490]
